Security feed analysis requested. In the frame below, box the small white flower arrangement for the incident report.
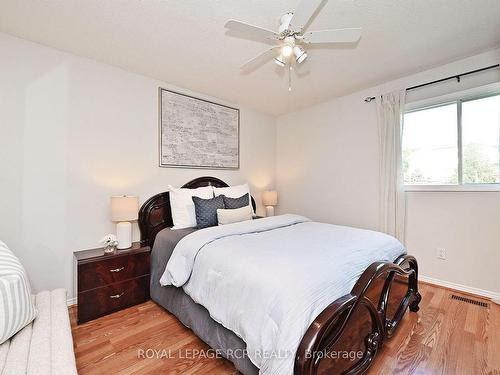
[100,234,119,253]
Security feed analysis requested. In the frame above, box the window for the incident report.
[402,93,500,189]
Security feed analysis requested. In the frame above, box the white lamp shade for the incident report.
[110,196,139,222]
[274,55,286,67]
[293,46,307,64]
[262,190,278,206]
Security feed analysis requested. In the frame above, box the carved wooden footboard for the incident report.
[294,255,421,375]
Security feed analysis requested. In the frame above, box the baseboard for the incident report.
[420,275,500,301]
[66,297,77,307]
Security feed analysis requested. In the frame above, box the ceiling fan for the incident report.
[225,0,362,89]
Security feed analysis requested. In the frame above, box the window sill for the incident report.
[404,184,500,192]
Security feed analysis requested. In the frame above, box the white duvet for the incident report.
[160,214,405,375]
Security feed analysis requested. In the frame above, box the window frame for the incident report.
[403,90,500,192]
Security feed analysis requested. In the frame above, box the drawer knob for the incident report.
[110,267,125,273]
[110,292,125,299]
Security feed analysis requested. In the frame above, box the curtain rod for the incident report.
[363,64,500,103]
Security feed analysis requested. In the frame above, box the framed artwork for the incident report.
[158,88,240,169]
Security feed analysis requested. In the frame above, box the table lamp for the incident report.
[111,195,139,249]
[262,190,278,217]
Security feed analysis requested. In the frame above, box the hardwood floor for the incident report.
[70,283,500,374]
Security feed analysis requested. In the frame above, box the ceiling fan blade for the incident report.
[225,20,278,40]
[302,28,362,44]
[290,0,326,33]
[240,47,280,72]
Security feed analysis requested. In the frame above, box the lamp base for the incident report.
[116,221,132,249]
[265,206,275,217]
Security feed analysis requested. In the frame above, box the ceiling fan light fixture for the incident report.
[281,44,293,57]
[274,54,286,67]
[293,46,307,64]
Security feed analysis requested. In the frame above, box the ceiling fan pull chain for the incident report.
[288,65,292,92]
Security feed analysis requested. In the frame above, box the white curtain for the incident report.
[376,91,406,243]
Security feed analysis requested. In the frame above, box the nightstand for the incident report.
[74,242,150,324]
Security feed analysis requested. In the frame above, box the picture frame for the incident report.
[158,88,240,169]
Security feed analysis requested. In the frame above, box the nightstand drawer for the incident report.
[78,252,150,291]
[77,275,150,324]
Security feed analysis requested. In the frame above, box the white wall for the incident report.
[1,29,498,300]
[276,48,500,295]
[0,33,276,299]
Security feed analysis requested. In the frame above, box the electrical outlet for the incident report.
[436,247,446,260]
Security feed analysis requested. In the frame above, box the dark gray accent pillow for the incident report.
[222,193,250,209]
[192,195,225,229]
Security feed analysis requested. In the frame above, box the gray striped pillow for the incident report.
[0,241,37,344]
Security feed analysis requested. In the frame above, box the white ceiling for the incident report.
[1,0,499,115]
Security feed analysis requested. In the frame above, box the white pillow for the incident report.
[169,185,214,229]
[213,183,253,212]
[217,205,254,225]
[0,241,37,344]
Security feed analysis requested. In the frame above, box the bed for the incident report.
[138,176,421,375]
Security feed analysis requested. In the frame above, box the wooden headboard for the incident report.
[138,176,257,247]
